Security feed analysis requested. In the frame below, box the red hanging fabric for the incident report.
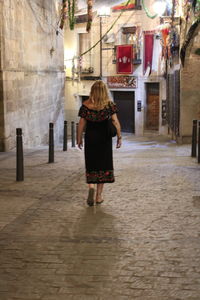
[144,32,154,74]
[116,45,133,74]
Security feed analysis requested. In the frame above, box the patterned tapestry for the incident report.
[107,76,137,88]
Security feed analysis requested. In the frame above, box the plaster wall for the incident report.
[0,0,65,151]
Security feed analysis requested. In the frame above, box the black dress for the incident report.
[78,102,118,184]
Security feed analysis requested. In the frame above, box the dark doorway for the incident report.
[113,91,135,133]
[146,83,159,130]
[81,95,89,103]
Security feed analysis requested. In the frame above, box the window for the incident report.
[121,26,141,60]
[79,33,93,74]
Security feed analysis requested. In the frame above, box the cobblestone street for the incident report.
[0,135,200,300]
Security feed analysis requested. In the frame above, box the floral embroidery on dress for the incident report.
[78,102,117,122]
[86,170,114,183]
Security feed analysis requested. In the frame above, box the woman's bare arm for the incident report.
[77,118,86,149]
[111,113,122,148]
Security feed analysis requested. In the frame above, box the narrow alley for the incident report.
[0,135,200,300]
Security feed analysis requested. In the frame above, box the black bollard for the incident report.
[63,120,68,151]
[76,122,78,145]
[198,121,200,164]
[49,123,54,163]
[16,128,24,181]
[71,121,75,147]
[191,120,197,157]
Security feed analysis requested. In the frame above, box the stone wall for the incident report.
[0,0,65,151]
[180,26,200,143]
[0,0,5,151]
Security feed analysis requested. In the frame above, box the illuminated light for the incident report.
[97,6,111,17]
[153,0,167,16]
[64,49,76,68]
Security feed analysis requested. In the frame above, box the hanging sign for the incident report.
[107,76,137,88]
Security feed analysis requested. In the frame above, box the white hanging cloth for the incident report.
[152,35,162,73]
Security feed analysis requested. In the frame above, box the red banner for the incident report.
[116,45,133,74]
[144,32,154,74]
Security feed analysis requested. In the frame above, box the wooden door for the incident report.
[113,91,135,133]
[146,83,159,130]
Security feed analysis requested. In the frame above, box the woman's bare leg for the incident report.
[88,183,95,189]
[96,183,104,203]
[87,183,95,206]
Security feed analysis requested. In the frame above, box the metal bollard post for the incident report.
[76,122,78,145]
[71,121,75,147]
[16,128,24,181]
[63,121,68,151]
[191,120,197,157]
[49,123,54,163]
[198,121,200,164]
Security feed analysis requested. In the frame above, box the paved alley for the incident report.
[0,135,200,300]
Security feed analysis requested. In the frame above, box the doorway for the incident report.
[146,83,159,130]
[81,95,89,103]
[113,91,135,133]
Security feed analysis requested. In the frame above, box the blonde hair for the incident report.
[89,80,111,110]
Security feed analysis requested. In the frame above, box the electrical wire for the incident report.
[65,0,142,64]
[79,0,132,58]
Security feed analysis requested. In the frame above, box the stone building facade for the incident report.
[163,2,200,143]
[0,0,65,151]
[64,1,200,143]
[64,0,168,137]
[179,18,200,143]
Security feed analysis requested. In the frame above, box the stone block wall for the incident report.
[0,0,65,151]
[180,27,200,143]
[0,0,5,151]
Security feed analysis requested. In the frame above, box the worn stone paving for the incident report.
[0,135,200,300]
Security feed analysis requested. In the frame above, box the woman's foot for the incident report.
[96,196,104,205]
[87,188,95,206]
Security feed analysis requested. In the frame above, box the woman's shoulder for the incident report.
[78,104,89,118]
[82,99,90,107]
[82,101,98,111]
[108,101,116,107]
[107,101,117,113]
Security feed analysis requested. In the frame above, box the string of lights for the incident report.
[141,0,158,19]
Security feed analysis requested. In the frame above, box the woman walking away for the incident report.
[77,80,122,206]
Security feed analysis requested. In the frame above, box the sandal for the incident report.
[87,188,95,206]
[96,199,104,205]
